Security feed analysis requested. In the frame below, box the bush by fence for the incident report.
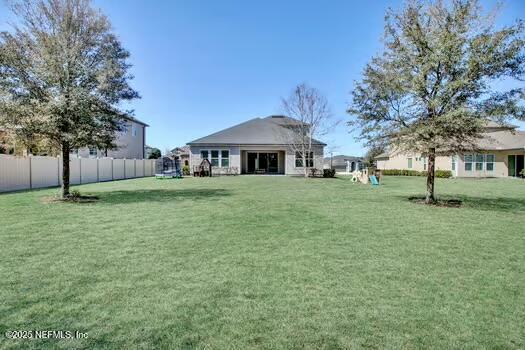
[381,169,452,178]
[0,155,156,193]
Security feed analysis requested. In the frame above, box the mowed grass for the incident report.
[1,175,524,349]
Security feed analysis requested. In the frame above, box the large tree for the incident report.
[348,0,524,203]
[0,0,139,198]
[281,83,334,178]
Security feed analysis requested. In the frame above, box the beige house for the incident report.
[72,116,148,159]
[376,122,525,178]
[187,115,325,175]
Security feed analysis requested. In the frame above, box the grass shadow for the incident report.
[87,188,232,205]
[397,194,525,212]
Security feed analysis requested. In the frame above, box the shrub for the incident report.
[182,165,190,176]
[435,170,452,178]
[323,169,336,178]
[381,169,452,178]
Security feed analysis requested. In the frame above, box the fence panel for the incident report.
[31,156,60,189]
[124,159,135,179]
[98,158,113,182]
[112,159,125,180]
[80,158,98,184]
[0,155,30,192]
[69,157,81,185]
[136,159,145,177]
[144,160,152,176]
[0,155,154,193]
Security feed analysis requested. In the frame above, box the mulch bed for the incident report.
[41,195,99,204]
[408,196,462,208]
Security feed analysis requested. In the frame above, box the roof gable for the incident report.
[187,116,326,146]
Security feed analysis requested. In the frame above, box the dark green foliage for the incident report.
[323,169,336,178]
[182,165,190,176]
[435,170,453,178]
[148,148,161,159]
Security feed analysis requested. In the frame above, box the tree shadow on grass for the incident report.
[398,194,525,212]
[90,188,232,205]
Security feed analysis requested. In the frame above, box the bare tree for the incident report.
[281,83,334,177]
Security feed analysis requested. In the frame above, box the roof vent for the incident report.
[269,115,286,118]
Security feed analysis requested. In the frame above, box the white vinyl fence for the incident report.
[0,155,156,193]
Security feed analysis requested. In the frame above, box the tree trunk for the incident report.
[61,142,70,198]
[425,148,436,204]
[304,155,308,178]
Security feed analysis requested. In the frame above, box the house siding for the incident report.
[75,120,146,159]
[189,144,324,175]
[377,150,525,178]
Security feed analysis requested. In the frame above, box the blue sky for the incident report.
[1,0,524,155]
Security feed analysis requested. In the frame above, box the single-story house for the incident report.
[376,122,525,178]
[323,155,364,172]
[187,115,326,175]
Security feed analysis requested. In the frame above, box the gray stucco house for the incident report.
[72,116,148,159]
[187,115,326,175]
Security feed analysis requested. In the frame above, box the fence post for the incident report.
[124,158,126,178]
[57,156,60,186]
[29,155,32,189]
[79,157,82,184]
[111,158,114,180]
[97,158,99,182]
[134,159,137,177]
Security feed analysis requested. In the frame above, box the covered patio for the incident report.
[241,150,285,174]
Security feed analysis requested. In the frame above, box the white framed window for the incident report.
[89,147,97,158]
[210,150,219,167]
[407,157,413,169]
[451,155,457,171]
[485,154,495,171]
[475,154,484,171]
[70,149,79,157]
[295,151,314,167]
[200,149,230,167]
[422,156,427,171]
[464,154,473,171]
[221,150,229,167]
[132,125,137,137]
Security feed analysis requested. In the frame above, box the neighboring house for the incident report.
[72,116,149,159]
[324,155,364,172]
[187,115,326,175]
[376,122,525,178]
[170,146,190,167]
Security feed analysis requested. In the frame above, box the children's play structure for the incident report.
[350,168,381,186]
[193,158,212,177]
[155,156,183,179]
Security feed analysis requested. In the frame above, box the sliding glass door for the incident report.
[508,155,525,177]
[246,152,279,173]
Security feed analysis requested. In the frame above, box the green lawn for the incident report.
[1,176,524,349]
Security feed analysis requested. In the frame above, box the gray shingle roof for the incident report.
[187,116,326,146]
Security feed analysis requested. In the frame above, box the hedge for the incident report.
[381,169,452,178]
